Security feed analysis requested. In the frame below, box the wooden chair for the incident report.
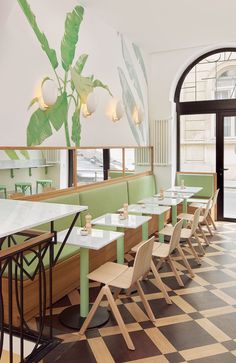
[79,237,155,350]
[152,219,195,288]
[178,199,213,245]
[159,207,204,263]
[189,188,219,231]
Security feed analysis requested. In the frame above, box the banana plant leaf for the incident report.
[118,67,142,145]
[74,54,89,75]
[93,79,113,96]
[61,6,84,72]
[4,150,19,160]
[121,35,144,107]
[132,43,148,85]
[20,150,30,159]
[71,68,93,103]
[27,109,52,146]
[71,110,81,146]
[46,92,68,131]
[17,0,58,69]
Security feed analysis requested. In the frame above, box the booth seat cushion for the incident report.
[127,175,156,204]
[79,182,128,225]
[3,242,80,280]
[108,171,134,179]
[176,173,215,197]
[36,193,82,232]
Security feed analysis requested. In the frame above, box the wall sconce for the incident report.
[82,92,97,118]
[40,78,58,109]
[112,100,124,122]
[133,106,144,125]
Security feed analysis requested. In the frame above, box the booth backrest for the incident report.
[176,173,215,197]
[79,182,128,225]
[37,193,81,232]
[127,175,156,204]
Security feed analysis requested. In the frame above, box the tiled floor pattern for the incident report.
[40,222,236,363]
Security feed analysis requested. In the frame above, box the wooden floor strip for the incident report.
[125,302,148,322]
[123,355,169,363]
[145,327,176,354]
[201,305,236,318]
[99,323,142,337]
[196,318,231,342]
[180,343,228,361]
[155,314,192,327]
[170,295,196,313]
[88,337,115,363]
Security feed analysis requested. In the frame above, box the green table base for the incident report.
[142,221,149,241]
[0,185,7,199]
[172,205,177,226]
[158,213,165,242]
[15,183,32,195]
[116,236,125,264]
[36,179,53,193]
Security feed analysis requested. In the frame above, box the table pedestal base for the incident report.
[59,304,110,330]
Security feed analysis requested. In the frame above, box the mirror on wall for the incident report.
[0,149,68,198]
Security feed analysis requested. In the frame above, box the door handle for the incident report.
[219,168,229,172]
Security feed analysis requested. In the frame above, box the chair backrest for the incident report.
[169,219,183,254]
[190,207,202,235]
[203,198,213,219]
[212,188,219,208]
[131,236,155,285]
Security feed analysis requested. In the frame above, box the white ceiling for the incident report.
[80,0,236,53]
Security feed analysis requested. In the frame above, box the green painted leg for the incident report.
[183,199,188,226]
[36,182,39,194]
[172,206,177,226]
[117,236,124,264]
[142,222,149,241]
[158,213,164,243]
[79,248,89,318]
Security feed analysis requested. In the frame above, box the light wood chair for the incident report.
[79,237,155,350]
[178,199,213,245]
[189,188,219,231]
[152,219,195,287]
[159,207,204,263]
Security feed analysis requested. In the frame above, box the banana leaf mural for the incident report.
[119,35,149,146]
[17,1,112,147]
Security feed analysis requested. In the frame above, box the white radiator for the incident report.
[135,147,151,165]
[152,119,171,165]
[44,150,60,163]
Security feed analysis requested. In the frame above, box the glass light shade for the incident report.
[112,100,124,122]
[133,106,144,125]
[82,92,97,117]
[41,79,58,107]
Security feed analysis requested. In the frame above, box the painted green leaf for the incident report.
[71,68,93,103]
[20,150,30,159]
[28,97,39,110]
[93,79,113,97]
[74,54,89,75]
[17,0,58,69]
[47,92,68,131]
[71,110,81,146]
[118,67,142,145]
[121,35,144,106]
[61,6,84,71]
[4,150,19,160]
[27,109,52,146]
[132,43,148,85]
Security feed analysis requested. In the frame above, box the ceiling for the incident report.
[80,0,236,53]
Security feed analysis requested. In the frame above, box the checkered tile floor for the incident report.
[40,222,236,363]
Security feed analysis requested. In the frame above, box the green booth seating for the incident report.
[108,171,134,179]
[79,182,128,226]
[127,175,157,204]
[176,173,215,198]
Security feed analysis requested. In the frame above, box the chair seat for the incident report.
[152,242,170,258]
[88,262,130,287]
[178,213,194,221]
[189,202,206,208]
[187,198,209,204]
[159,225,192,239]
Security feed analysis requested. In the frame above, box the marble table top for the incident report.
[91,213,151,229]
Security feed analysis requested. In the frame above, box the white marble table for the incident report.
[155,191,194,199]
[0,199,87,239]
[118,204,170,242]
[166,186,203,194]
[138,196,183,226]
[92,213,151,257]
[57,227,124,329]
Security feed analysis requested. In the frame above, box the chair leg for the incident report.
[167,256,184,287]
[113,288,122,301]
[186,238,201,265]
[177,246,195,278]
[105,286,135,350]
[150,260,172,304]
[205,219,213,236]
[136,280,156,322]
[198,224,209,245]
[208,213,217,230]
[194,232,205,255]
[79,286,106,335]
[155,258,164,271]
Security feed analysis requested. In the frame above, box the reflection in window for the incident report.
[77,149,104,184]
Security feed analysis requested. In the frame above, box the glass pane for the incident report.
[0,149,67,197]
[224,116,236,218]
[77,149,104,185]
[109,148,123,179]
[180,114,216,172]
[180,51,236,102]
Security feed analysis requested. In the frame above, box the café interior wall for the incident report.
[0,0,150,148]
